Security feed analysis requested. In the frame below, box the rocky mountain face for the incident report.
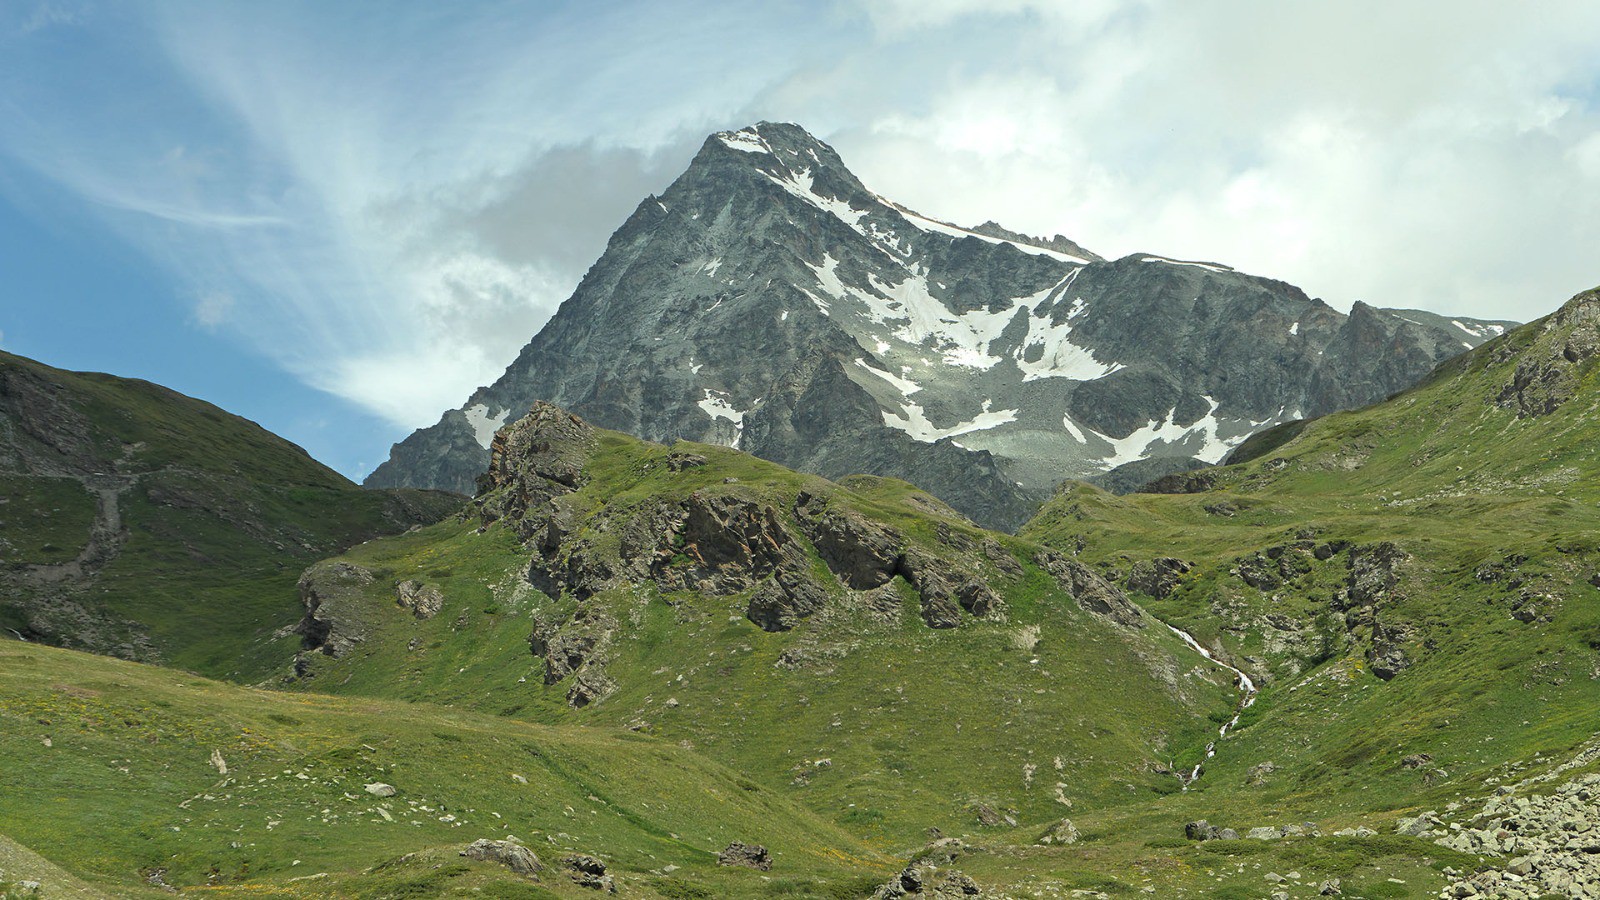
[0,350,460,672]
[367,122,1515,529]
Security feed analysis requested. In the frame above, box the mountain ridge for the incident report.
[366,121,1515,529]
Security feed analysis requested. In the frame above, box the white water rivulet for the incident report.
[1165,623,1259,786]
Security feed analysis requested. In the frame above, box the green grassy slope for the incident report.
[1018,289,1600,844]
[0,350,462,680]
[282,417,1238,848]
[0,641,893,898]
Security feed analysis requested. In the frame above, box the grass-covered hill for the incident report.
[283,404,1242,848]
[5,289,1600,899]
[1017,290,1600,870]
[0,641,893,899]
[0,350,461,680]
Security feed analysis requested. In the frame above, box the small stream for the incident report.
[1165,624,1258,786]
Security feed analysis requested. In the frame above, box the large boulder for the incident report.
[716,841,773,871]
[461,839,542,877]
[395,579,444,619]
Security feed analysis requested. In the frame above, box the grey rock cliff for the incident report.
[368,122,1514,530]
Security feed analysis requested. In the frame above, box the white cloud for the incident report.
[191,291,234,331]
[2,0,1597,444]
[807,0,1600,319]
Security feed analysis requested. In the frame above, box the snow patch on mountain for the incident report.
[884,398,1019,442]
[718,130,769,154]
[891,203,1092,265]
[1140,256,1234,273]
[1453,319,1505,340]
[463,404,510,449]
[855,358,922,397]
[1088,397,1238,468]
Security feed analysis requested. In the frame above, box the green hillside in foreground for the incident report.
[0,642,893,899]
[3,289,1600,899]
[284,404,1239,847]
[0,351,462,679]
[1020,291,1600,844]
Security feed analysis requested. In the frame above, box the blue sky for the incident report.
[4,1,1600,480]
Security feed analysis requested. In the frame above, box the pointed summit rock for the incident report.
[368,122,1515,529]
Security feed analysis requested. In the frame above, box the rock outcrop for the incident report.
[1033,550,1144,627]
[795,491,1003,627]
[461,839,542,877]
[395,580,444,619]
[716,842,772,871]
[875,862,982,899]
[529,604,618,707]
[293,562,377,670]
[1127,557,1192,599]
[1336,542,1416,679]
[562,854,615,892]
[1495,288,1599,419]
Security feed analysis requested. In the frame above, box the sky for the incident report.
[3,0,1599,480]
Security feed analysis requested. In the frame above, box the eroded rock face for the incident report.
[1127,557,1192,599]
[293,562,377,669]
[529,604,618,707]
[475,403,597,543]
[1495,289,1600,418]
[1033,550,1144,627]
[795,491,903,590]
[663,494,799,594]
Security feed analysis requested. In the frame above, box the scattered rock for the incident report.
[1246,827,1281,840]
[716,841,772,870]
[875,861,982,898]
[1037,819,1079,845]
[970,802,1016,827]
[461,839,542,876]
[915,837,971,863]
[1126,557,1191,599]
[1246,761,1277,786]
[364,782,396,798]
[1400,752,1433,770]
[1318,877,1342,895]
[395,580,445,619]
[563,854,616,892]
[1394,811,1443,837]
[663,451,707,472]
